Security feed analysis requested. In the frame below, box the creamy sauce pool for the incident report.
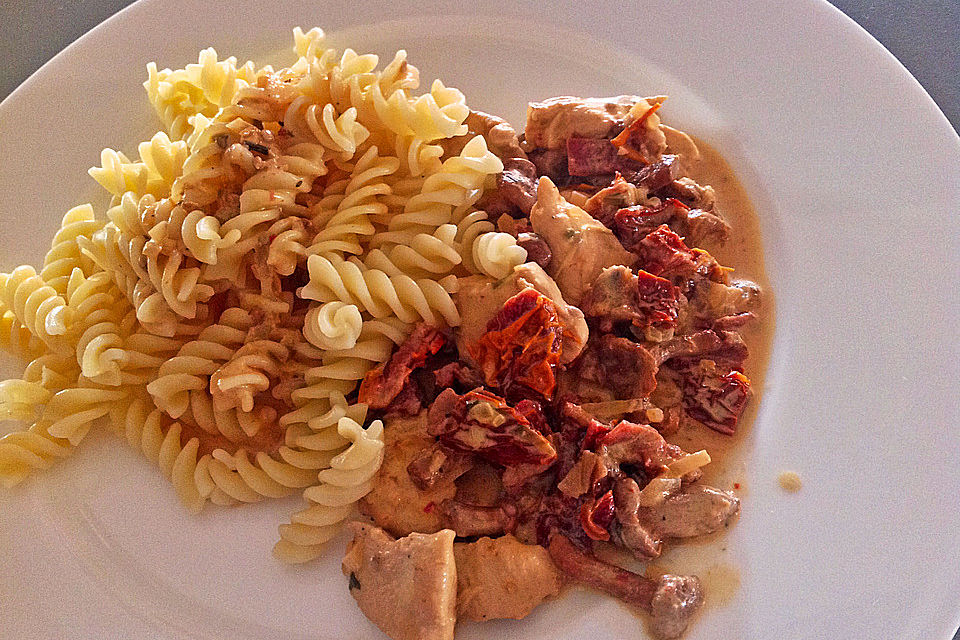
[642,136,774,606]
[666,137,775,489]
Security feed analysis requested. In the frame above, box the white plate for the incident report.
[2,1,959,639]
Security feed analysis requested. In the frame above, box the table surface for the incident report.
[0,1,958,639]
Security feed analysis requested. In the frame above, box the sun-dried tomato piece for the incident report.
[582,419,613,452]
[598,420,688,477]
[612,198,689,251]
[471,288,564,400]
[359,324,446,409]
[610,101,664,164]
[583,173,636,226]
[635,270,680,331]
[514,398,551,436]
[427,388,558,467]
[580,490,615,541]
[674,360,752,435]
[635,224,697,277]
[690,247,729,283]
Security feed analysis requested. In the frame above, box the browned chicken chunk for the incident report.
[359,414,460,536]
[637,484,741,539]
[342,523,457,640]
[441,110,527,160]
[660,124,701,164]
[524,95,640,149]
[530,177,636,305]
[454,535,565,621]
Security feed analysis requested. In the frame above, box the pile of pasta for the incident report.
[0,28,526,563]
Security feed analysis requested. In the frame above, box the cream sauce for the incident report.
[665,136,775,489]
[778,471,802,492]
[645,136,774,605]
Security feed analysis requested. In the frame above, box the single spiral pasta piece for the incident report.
[186,391,275,442]
[364,223,462,279]
[281,388,366,437]
[147,308,252,421]
[105,191,153,238]
[376,50,420,97]
[109,331,185,386]
[0,379,51,423]
[142,241,214,320]
[293,26,328,61]
[88,148,150,198]
[280,141,328,191]
[382,135,503,240]
[0,266,74,354]
[76,225,181,337]
[368,78,469,142]
[0,310,46,361]
[89,132,187,200]
[303,301,363,350]
[288,100,370,160]
[39,385,129,445]
[452,209,494,269]
[144,48,258,141]
[40,204,103,295]
[22,352,82,394]
[306,146,399,256]
[0,371,122,485]
[209,340,289,415]
[470,231,528,279]
[0,421,75,488]
[181,209,242,265]
[300,253,460,326]
[69,275,133,386]
[136,132,190,198]
[209,447,321,500]
[328,49,381,112]
[181,48,258,110]
[274,415,384,563]
[264,217,311,277]
[394,135,444,178]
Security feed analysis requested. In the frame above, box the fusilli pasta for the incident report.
[274,414,384,563]
[1,26,517,564]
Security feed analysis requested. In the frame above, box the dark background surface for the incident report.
[0,0,957,638]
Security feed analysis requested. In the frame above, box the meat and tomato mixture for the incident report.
[341,95,767,640]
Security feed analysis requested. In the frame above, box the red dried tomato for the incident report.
[581,419,612,452]
[675,361,753,435]
[429,388,558,467]
[579,490,615,541]
[635,270,680,331]
[612,197,689,251]
[359,324,445,409]
[636,224,696,276]
[471,289,563,400]
[610,101,663,164]
[514,399,551,435]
